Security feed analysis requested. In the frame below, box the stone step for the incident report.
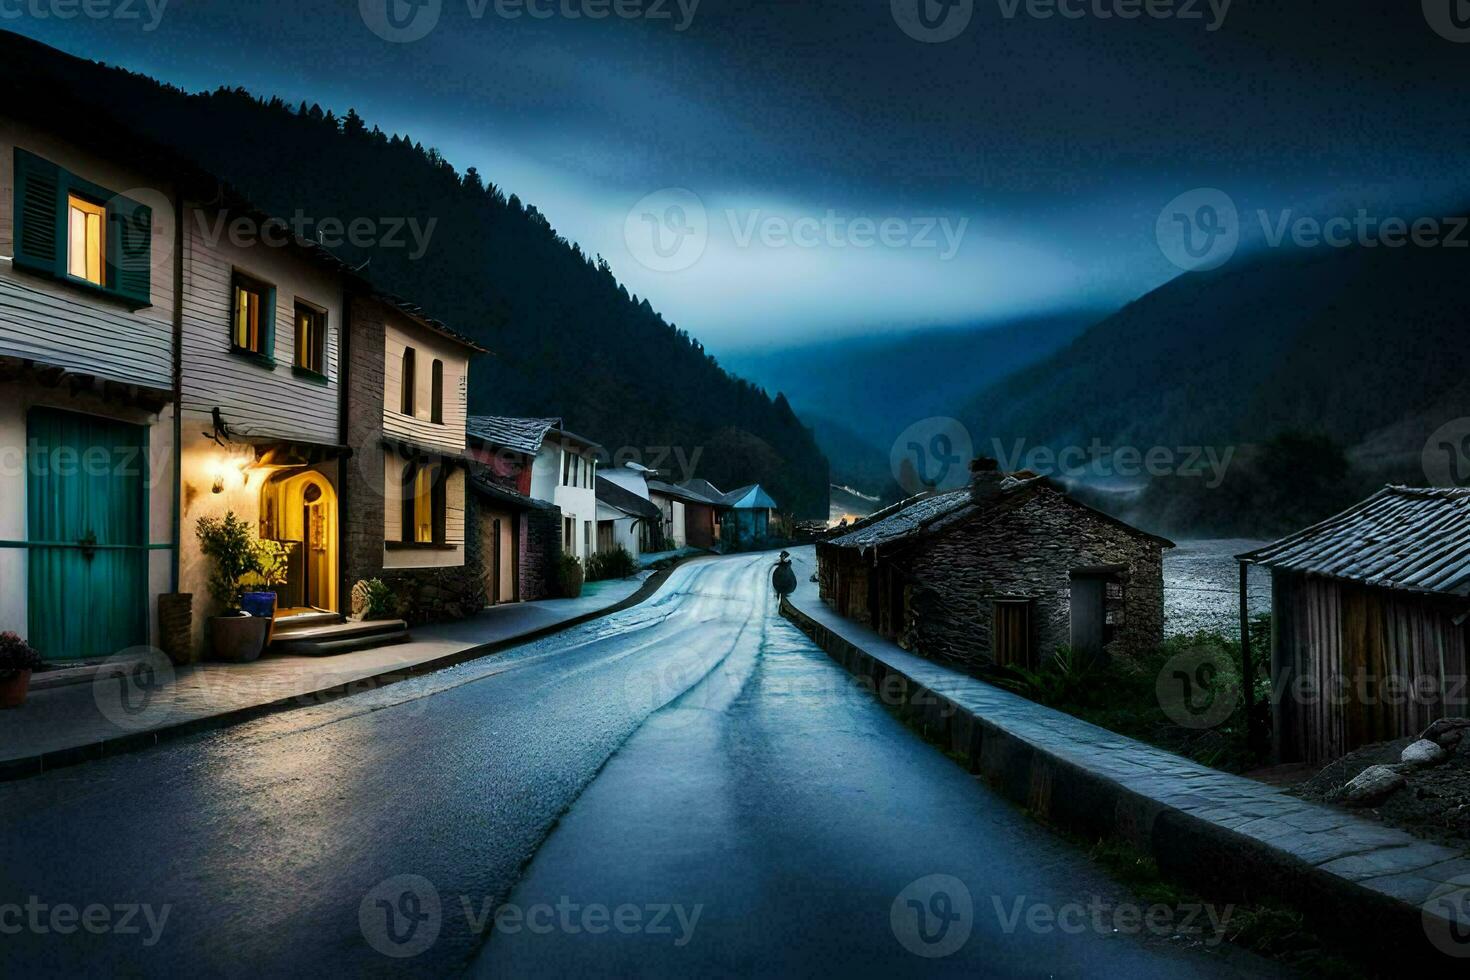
[280,628,412,657]
[271,619,411,656]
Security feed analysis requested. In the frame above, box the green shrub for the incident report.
[557,554,585,598]
[586,546,637,582]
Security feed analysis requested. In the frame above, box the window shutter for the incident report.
[262,285,277,359]
[13,149,63,276]
[107,193,153,306]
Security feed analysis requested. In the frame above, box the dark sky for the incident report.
[12,1,1468,349]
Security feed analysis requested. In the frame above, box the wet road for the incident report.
[1,553,1279,977]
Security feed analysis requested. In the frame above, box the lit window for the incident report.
[67,194,105,285]
[233,275,270,354]
[413,465,434,543]
[295,303,327,375]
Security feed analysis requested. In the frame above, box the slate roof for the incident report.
[596,477,662,521]
[648,480,722,506]
[1238,486,1470,597]
[720,484,779,511]
[681,479,727,503]
[465,416,561,456]
[825,477,1173,554]
[469,476,552,511]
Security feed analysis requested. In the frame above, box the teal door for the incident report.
[27,408,149,660]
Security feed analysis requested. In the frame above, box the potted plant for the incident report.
[240,538,290,638]
[0,632,44,709]
[196,513,273,663]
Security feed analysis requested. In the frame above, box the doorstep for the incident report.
[0,566,677,781]
[776,546,1469,967]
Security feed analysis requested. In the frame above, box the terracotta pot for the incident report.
[0,670,31,709]
[209,614,271,664]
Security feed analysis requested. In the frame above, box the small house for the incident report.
[816,459,1171,670]
[646,478,724,551]
[1238,487,1470,764]
[595,472,662,558]
[717,484,781,546]
[465,416,565,603]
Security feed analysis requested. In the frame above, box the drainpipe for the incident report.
[169,189,184,592]
[337,291,353,614]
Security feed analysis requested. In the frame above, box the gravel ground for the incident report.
[1163,539,1271,637]
[1293,736,1470,852]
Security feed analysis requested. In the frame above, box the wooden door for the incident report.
[993,600,1033,668]
[26,408,148,660]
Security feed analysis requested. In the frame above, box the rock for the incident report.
[1401,739,1449,767]
[1420,718,1470,746]
[1336,765,1408,806]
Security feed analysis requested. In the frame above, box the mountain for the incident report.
[0,32,830,518]
[720,313,1101,498]
[958,237,1470,536]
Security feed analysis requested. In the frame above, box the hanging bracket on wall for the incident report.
[204,407,234,448]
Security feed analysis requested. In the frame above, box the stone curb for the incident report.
[779,596,1467,969]
[0,562,690,783]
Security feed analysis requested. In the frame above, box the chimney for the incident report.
[970,457,1006,503]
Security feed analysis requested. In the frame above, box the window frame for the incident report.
[293,299,329,381]
[229,270,277,367]
[401,346,417,416]
[65,192,107,287]
[392,457,450,549]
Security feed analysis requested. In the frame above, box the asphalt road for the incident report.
[0,553,1282,978]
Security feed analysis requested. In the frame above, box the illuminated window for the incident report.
[413,465,434,543]
[400,459,446,546]
[232,274,271,355]
[67,194,105,285]
[295,303,327,375]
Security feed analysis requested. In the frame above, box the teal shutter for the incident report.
[107,194,153,307]
[13,149,63,276]
[262,284,277,359]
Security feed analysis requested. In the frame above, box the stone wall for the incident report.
[520,504,563,601]
[901,490,1164,667]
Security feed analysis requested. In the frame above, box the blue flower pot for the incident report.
[240,592,278,620]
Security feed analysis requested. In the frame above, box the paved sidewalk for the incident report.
[0,575,652,778]
[780,547,1470,962]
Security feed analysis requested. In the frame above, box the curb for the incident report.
[779,596,1457,969]
[0,563,689,783]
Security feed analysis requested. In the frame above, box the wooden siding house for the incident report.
[817,459,1171,670]
[465,415,566,603]
[1238,487,1470,764]
[343,296,487,623]
[0,113,178,661]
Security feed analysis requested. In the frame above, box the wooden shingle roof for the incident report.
[1238,486,1470,597]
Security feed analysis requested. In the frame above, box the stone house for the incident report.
[816,459,1172,670]
[342,295,488,625]
[464,416,565,602]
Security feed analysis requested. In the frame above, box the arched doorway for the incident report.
[260,469,339,615]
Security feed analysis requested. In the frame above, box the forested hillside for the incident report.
[0,32,829,517]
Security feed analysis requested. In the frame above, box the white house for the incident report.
[0,112,178,661]
[471,417,602,564]
[595,464,662,557]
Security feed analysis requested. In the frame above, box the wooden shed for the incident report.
[1238,487,1470,764]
